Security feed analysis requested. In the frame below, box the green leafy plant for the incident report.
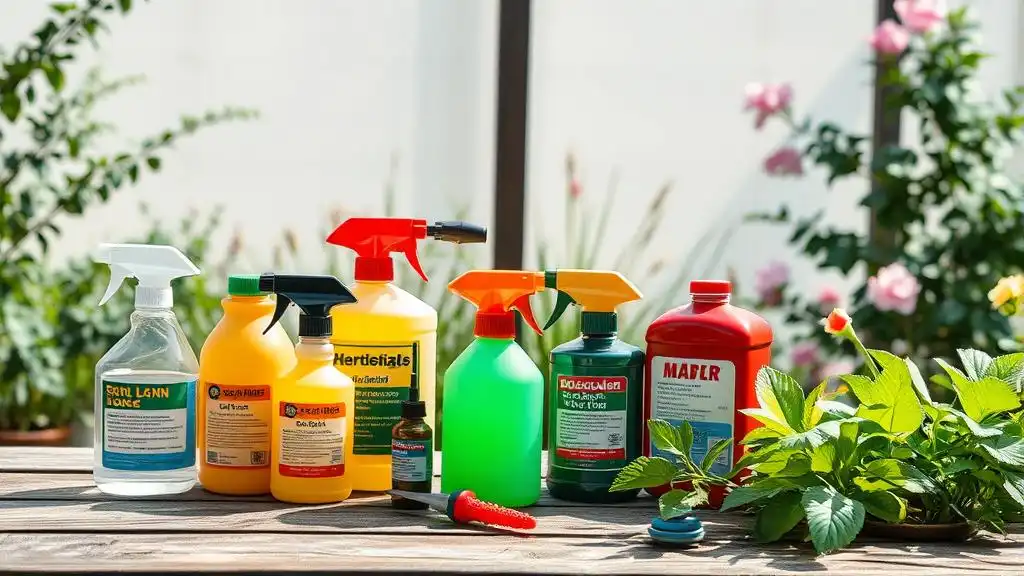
[612,311,1024,555]
[0,0,254,432]
[747,5,1024,368]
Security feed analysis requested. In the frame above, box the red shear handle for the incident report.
[449,490,537,530]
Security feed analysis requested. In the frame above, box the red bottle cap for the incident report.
[690,280,732,294]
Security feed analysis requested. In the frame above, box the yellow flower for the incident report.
[989,275,1024,309]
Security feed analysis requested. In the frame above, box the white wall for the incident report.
[1,0,1021,307]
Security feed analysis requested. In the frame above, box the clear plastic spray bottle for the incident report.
[92,243,201,496]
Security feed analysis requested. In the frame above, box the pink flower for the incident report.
[744,83,793,129]
[818,286,842,314]
[791,341,820,368]
[755,260,789,306]
[867,262,921,315]
[894,0,946,34]
[816,359,856,381]
[764,147,803,176]
[869,19,910,55]
[569,179,582,199]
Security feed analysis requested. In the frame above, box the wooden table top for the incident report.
[0,447,1022,574]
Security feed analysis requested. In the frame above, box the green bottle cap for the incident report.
[227,274,263,296]
[581,311,617,335]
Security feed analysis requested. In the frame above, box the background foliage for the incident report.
[0,0,252,431]
[750,7,1024,377]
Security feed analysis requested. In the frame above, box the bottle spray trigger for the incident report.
[512,294,543,335]
[98,263,133,306]
[399,237,428,283]
[264,293,293,335]
[544,292,578,330]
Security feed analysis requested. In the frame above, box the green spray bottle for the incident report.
[542,269,644,503]
[440,270,546,507]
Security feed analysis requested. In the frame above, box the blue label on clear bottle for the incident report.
[101,379,196,471]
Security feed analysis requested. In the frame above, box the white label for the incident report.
[204,383,271,467]
[104,408,187,454]
[278,402,346,478]
[650,357,735,475]
[392,439,431,482]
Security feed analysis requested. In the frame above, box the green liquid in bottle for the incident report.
[440,337,543,507]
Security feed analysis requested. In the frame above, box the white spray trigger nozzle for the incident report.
[93,243,200,307]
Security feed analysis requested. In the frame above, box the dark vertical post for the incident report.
[492,0,531,340]
[869,0,901,272]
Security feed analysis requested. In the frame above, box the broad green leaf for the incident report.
[1002,471,1024,508]
[752,452,811,478]
[861,491,907,523]
[702,438,732,472]
[904,358,932,404]
[753,490,804,543]
[957,348,993,381]
[855,459,937,494]
[811,443,837,473]
[648,419,692,457]
[979,435,1024,467]
[845,363,923,434]
[659,487,707,520]
[869,349,902,370]
[944,406,1002,438]
[802,486,865,554]
[732,444,782,472]
[741,426,782,445]
[755,367,806,432]
[986,353,1024,392]
[609,456,677,491]
[817,400,857,417]
[721,478,800,511]
[952,375,1020,422]
[804,381,827,429]
[740,408,794,434]
[835,421,859,470]
[939,458,979,477]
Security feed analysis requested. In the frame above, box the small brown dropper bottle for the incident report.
[391,386,433,509]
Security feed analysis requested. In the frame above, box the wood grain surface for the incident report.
[1,447,1021,575]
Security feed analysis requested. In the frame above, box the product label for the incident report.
[333,342,417,456]
[649,357,735,475]
[391,438,432,482]
[101,379,196,471]
[203,383,271,468]
[278,402,346,478]
[553,375,629,471]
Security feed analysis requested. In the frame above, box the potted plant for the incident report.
[0,1,253,445]
[611,309,1024,554]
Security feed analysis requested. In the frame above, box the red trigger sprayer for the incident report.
[326,218,487,283]
[323,217,487,492]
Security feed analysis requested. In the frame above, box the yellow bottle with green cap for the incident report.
[542,269,644,503]
[198,274,296,496]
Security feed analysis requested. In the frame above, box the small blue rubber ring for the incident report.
[651,516,702,533]
[648,526,705,544]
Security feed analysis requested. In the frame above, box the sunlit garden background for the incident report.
[1,0,1023,447]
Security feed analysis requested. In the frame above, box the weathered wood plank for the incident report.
[0,472,654,508]
[0,447,556,478]
[2,532,1022,575]
[0,498,661,538]
[0,447,92,472]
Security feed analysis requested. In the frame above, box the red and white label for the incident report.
[277,402,346,478]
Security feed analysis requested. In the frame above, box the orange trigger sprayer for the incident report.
[447,270,546,338]
[441,270,547,507]
[323,217,487,492]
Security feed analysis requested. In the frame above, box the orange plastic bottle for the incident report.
[198,275,296,495]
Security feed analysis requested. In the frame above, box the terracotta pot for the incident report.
[0,426,72,447]
[863,519,977,542]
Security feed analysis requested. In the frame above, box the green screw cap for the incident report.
[227,274,263,296]
[581,311,617,335]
